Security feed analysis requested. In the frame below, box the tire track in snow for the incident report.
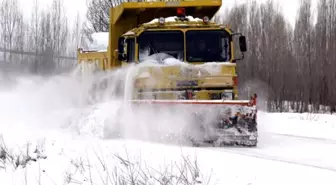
[271,133,336,144]
[199,131,336,172]
[215,131,336,172]
[221,148,336,172]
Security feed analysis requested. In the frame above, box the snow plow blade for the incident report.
[127,99,258,147]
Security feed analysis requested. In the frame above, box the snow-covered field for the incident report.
[1,65,336,185]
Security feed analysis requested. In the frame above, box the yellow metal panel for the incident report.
[195,91,210,99]
[230,41,234,61]
[195,90,225,100]
[77,50,110,71]
[109,0,222,65]
[198,76,233,87]
[220,64,236,74]
[112,0,222,25]
[122,0,222,9]
[109,8,141,68]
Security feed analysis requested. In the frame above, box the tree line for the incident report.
[215,0,336,113]
[83,0,336,113]
[0,0,86,75]
[1,0,335,113]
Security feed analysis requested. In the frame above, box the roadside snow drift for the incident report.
[0,61,336,185]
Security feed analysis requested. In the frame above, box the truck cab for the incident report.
[116,8,247,100]
[77,1,247,101]
[118,8,246,65]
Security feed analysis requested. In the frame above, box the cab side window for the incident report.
[126,38,135,63]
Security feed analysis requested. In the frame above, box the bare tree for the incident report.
[293,0,314,112]
[82,0,114,42]
[218,0,336,113]
[0,0,21,65]
[28,0,41,73]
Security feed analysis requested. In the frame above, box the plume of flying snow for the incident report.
[0,50,248,146]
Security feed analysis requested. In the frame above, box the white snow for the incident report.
[137,51,237,77]
[83,32,109,52]
[144,16,203,25]
[1,62,336,185]
[139,53,187,66]
[259,111,336,140]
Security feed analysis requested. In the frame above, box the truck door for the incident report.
[125,37,136,63]
[119,37,136,66]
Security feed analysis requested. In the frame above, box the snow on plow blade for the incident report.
[126,99,258,147]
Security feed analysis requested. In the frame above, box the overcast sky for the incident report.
[19,0,87,23]
[17,0,318,27]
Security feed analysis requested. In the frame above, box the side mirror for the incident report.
[118,37,127,61]
[239,36,247,52]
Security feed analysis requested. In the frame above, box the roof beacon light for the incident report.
[203,16,209,23]
[159,17,165,24]
[177,8,186,17]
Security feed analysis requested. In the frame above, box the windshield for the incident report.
[186,30,231,62]
[138,30,184,62]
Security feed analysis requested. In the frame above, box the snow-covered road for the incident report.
[1,72,336,185]
[223,132,336,172]
[1,109,335,185]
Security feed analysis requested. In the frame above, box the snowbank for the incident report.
[136,52,236,78]
[1,125,336,185]
[144,16,203,25]
[1,61,336,185]
[259,111,336,141]
[83,32,109,52]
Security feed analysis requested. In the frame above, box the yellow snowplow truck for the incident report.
[77,0,258,147]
